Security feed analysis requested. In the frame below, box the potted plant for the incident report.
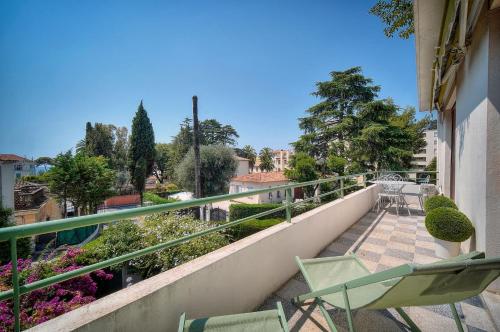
[425,207,474,258]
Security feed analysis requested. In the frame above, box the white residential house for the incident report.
[228,171,291,204]
[234,156,250,176]
[0,154,36,179]
[411,129,437,170]
[415,0,500,290]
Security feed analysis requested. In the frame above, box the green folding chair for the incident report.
[178,302,289,332]
[293,251,500,332]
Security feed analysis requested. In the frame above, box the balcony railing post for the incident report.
[10,237,20,332]
[362,174,366,188]
[340,178,344,198]
[285,188,292,223]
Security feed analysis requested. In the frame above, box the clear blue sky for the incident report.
[0,0,419,158]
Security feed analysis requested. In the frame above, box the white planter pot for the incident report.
[434,238,461,258]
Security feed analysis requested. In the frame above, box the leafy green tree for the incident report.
[78,122,114,161]
[370,0,414,39]
[47,151,116,216]
[239,145,257,170]
[258,147,274,172]
[294,67,379,163]
[199,119,239,146]
[69,153,116,215]
[128,101,155,205]
[171,118,239,166]
[171,118,193,166]
[326,154,348,176]
[153,143,174,183]
[0,204,32,264]
[285,153,318,183]
[176,145,237,197]
[77,123,129,171]
[349,101,428,171]
[112,126,129,171]
[47,151,75,217]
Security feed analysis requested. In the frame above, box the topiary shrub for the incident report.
[425,207,474,242]
[424,195,458,213]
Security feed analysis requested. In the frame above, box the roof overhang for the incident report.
[414,0,448,112]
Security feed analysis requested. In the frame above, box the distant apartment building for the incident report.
[272,149,292,171]
[411,130,437,170]
[0,154,35,179]
[251,149,293,173]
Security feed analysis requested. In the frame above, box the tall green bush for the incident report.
[228,218,283,241]
[229,203,285,221]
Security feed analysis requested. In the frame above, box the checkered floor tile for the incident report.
[260,206,499,331]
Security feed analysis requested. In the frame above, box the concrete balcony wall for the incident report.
[30,185,380,332]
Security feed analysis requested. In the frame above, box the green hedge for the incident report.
[229,203,285,221]
[143,192,177,205]
[425,207,474,242]
[424,195,458,213]
[228,218,283,241]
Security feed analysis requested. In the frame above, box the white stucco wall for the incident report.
[454,5,489,252]
[228,181,288,204]
[235,160,249,176]
[0,163,15,209]
[439,6,500,291]
[29,185,379,332]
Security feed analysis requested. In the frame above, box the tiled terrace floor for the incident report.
[260,206,499,332]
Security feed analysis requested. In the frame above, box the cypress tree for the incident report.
[128,101,155,205]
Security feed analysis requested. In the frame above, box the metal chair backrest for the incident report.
[366,257,500,309]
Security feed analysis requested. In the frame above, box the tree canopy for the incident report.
[77,122,129,171]
[47,151,116,216]
[153,143,175,183]
[171,118,239,166]
[128,101,155,204]
[238,145,257,170]
[370,0,414,39]
[176,145,237,197]
[258,148,274,172]
[294,67,380,163]
[292,67,429,176]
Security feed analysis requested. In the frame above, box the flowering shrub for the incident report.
[0,248,112,331]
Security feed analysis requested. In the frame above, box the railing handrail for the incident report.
[0,169,438,331]
[0,172,374,241]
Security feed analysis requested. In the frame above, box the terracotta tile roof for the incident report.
[0,154,31,162]
[231,171,289,183]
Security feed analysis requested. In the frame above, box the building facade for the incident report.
[415,0,500,290]
[272,149,292,172]
[0,161,16,209]
[228,171,291,204]
[411,129,437,170]
[0,154,35,179]
[234,156,250,176]
[13,182,62,225]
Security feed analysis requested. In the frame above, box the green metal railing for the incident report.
[0,170,437,331]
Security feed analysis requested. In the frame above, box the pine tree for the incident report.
[128,101,155,205]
